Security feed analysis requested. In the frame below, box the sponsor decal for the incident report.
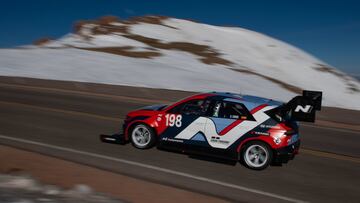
[260,124,281,129]
[162,137,184,143]
[251,131,270,136]
[210,136,230,144]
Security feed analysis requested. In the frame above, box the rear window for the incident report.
[265,106,284,122]
[265,106,295,123]
[265,106,299,132]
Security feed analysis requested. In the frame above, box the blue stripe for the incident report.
[190,132,206,141]
[209,117,235,133]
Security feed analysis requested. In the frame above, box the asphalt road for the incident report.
[0,78,359,202]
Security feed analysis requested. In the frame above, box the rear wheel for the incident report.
[241,141,272,170]
[130,124,156,149]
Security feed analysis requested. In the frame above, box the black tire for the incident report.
[240,141,273,170]
[130,124,156,149]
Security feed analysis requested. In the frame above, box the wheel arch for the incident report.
[236,137,273,159]
[125,121,157,140]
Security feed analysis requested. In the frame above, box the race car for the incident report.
[101,90,322,170]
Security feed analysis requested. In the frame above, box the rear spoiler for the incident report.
[281,90,322,122]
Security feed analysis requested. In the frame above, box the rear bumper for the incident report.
[273,140,300,164]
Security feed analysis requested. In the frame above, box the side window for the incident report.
[211,101,252,120]
[168,99,210,116]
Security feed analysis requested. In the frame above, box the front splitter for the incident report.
[100,133,126,144]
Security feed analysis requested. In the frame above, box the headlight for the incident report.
[124,115,132,122]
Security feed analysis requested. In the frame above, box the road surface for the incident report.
[0,77,359,202]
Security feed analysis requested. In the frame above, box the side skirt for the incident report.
[157,140,238,161]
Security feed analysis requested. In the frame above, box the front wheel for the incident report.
[241,141,273,170]
[130,124,156,149]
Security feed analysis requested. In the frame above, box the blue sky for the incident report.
[1,0,359,75]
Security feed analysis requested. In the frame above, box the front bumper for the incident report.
[273,140,301,164]
[100,120,128,144]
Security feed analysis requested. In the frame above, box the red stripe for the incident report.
[219,119,244,135]
[250,104,268,114]
[218,104,268,136]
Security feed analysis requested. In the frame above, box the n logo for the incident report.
[294,105,313,113]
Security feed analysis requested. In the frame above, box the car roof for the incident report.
[204,92,283,110]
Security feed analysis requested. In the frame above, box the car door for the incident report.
[204,100,254,151]
[159,99,211,147]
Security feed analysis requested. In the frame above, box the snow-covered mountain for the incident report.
[0,16,359,110]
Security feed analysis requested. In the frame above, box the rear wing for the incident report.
[281,90,322,122]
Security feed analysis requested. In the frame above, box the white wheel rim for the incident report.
[244,144,268,168]
[132,125,151,147]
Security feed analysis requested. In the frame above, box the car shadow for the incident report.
[188,154,237,166]
[157,147,237,166]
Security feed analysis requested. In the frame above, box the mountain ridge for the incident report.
[1,15,359,110]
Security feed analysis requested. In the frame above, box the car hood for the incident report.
[139,104,168,111]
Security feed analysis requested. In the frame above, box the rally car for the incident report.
[101,90,322,170]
